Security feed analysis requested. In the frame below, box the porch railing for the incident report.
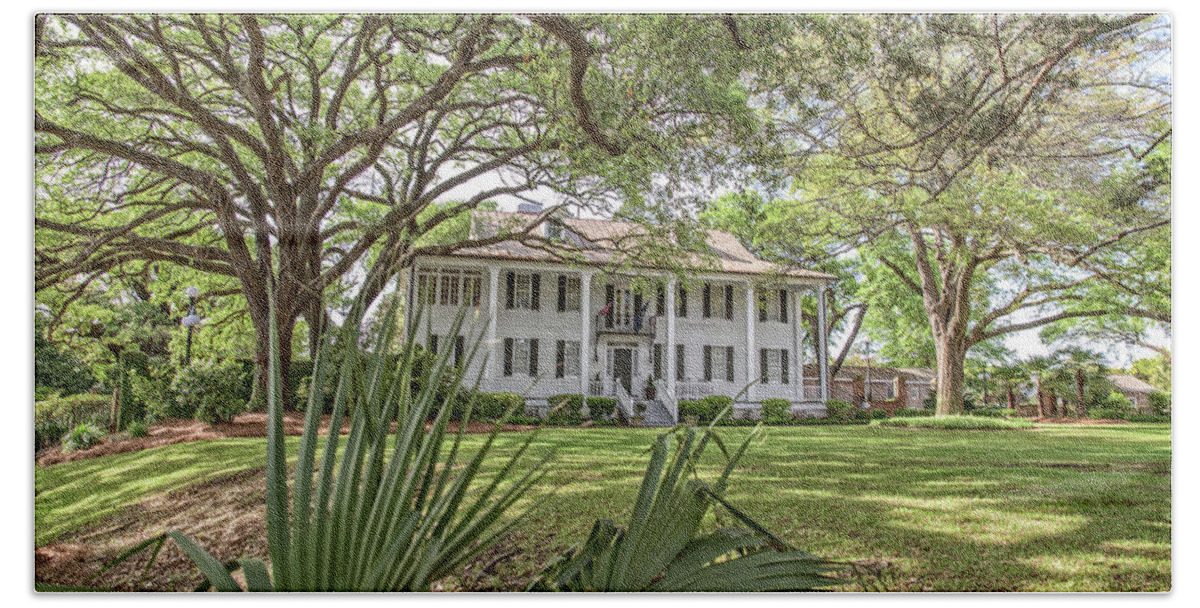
[595,313,657,337]
[613,382,635,421]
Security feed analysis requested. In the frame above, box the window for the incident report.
[703,283,712,318]
[557,275,581,312]
[655,286,665,316]
[675,344,685,382]
[555,340,581,378]
[503,337,539,377]
[439,269,460,306]
[703,283,734,320]
[653,344,663,380]
[758,292,769,323]
[454,335,465,367]
[429,334,439,355]
[416,267,481,308]
[677,286,688,318]
[703,345,735,382]
[506,272,540,310]
[724,285,734,320]
[759,348,791,384]
[779,289,789,323]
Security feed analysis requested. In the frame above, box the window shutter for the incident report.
[676,344,685,381]
[761,349,769,384]
[703,345,712,381]
[758,292,768,322]
[430,334,439,355]
[530,274,541,310]
[454,335,464,367]
[781,350,790,384]
[605,284,614,328]
[529,338,539,376]
[780,289,788,323]
[503,338,513,376]
[557,275,567,312]
[634,293,643,319]
[725,285,734,320]
[656,286,665,316]
[725,346,735,382]
[505,272,515,309]
[555,340,565,378]
[703,283,712,318]
[653,344,662,380]
[678,287,687,317]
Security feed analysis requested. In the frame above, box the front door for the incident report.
[613,348,633,395]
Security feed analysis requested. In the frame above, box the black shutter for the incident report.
[656,286,665,315]
[703,283,711,318]
[678,287,687,318]
[781,350,790,384]
[555,340,565,378]
[530,274,541,310]
[503,338,513,376]
[505,272,515,309]
[557,275,567,312]
[676,344,685,381]
[653,344,662,380]
[430,334,439,355]
[703,345,712,381]
[529,338,539,376]
[634,293,643,320]
[605,284,614,328]
[780,289,788,323]
[725,285,734,320]
[758,293,768,322]
[725,346,735,382]
[454,335,464,367]
[760,349,769,384]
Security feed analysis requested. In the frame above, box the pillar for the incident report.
[744,283,755,401]
[486,265,500,380]
[580,270,594,408]
[665,277,677,400]
[816,284,830,402]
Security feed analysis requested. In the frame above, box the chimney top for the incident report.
[516,202,543,215]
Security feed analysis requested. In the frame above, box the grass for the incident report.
[35,423,1171,591]
[877,415,1035,430]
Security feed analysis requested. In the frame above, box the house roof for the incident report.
[443,210,834,281]
[1108,374,1158,394]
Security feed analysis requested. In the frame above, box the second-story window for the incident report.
[557,275,581,312]
[506,271,541,310]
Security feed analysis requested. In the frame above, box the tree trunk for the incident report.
[1075,368,1087,419]
[250,301,298,412]
[1006,388,1015,410]
[933,337,966,416]
[1047,389,1058,417]
[1036,377,1046,418]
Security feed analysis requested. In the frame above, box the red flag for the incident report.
[598,302,612,316]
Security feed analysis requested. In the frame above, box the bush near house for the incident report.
[759,399,792,424]
[585,397,617,420]
[678,395,734,423]
[1089,391,1134,421]
[546,393,584,424]
[824,399,853,421]
[1147,391,1170,415]
[476,392,525,422]
[891,408,935,418]
[1127,413,1170,423]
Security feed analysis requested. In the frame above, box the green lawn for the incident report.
[35,423,1171,591]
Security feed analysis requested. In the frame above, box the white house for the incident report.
[405,207,835,426]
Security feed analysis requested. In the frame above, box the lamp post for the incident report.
[181,286,202,366]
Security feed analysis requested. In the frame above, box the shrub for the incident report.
[35,330,96,396]
[546,393,584,423]
[677,400,703,423]
[61,422,106,452]
[878,415,1033,430]
[970,407,1006,418]
[476,392,524,422]
[125,420,149,438]
[35,393,112,452]
[824,399,853,421]
[585,397,617,420]
[129,366,173,422]
[700,395,734,417]
[759,399,792,424]
[1147,391,1171,415]
[892,408,935,417]
[1088,407,1129,421]
[172,360,247,424]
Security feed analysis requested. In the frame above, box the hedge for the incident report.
[35,393,112,452]
[759,399,792,424]
[546,394,584,423]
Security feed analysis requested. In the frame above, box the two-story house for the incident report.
[405,206,835,426]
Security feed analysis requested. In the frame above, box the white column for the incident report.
[580,270,594,406]
[792,288,803,401]
[817,284,830,403]
[665,278,677,399]
[744,283,755,402]
[486,266,500,380]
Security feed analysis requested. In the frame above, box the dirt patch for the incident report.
[36,468,268,591]
[38,413,536,467]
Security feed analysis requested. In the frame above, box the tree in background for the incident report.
[35,14,847,406]
[772,14,1170,414]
